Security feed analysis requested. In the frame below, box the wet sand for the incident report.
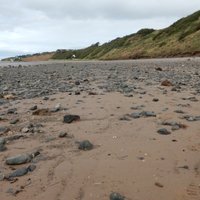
[0,58,200,200]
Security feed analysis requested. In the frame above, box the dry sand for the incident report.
[0,58,200,200]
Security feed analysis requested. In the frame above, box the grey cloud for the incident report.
[0,0,200,58]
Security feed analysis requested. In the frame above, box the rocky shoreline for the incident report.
[0,58,200,200]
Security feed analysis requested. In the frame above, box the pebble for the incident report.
[130,111,156,119]
[110,192,125,200]
[78,140,93,151]
[59,132,68,138]
[5,164,36,180]
[10,118,19,124]
[7,108,17,114]
[161,80,173,86]
[32,108,50,116]
[30,105,37,111]
[155,182,164,188]
[153,98,159,102]
[63,114,80,123]
[157,128,171,135]
[0,138,6,152]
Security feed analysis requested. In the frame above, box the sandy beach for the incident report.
[0,58,200,200]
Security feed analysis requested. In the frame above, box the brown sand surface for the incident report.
[0,58,200,200]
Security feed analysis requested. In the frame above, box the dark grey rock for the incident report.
[5,164,36,180]
[6,154,32,165]
[63,114,80,123]
[110,192,125,200]
[157,128,171,135]
[6,167,29,178]
[6,150,40,165]
[78,140,93,151]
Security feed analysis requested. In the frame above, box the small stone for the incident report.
[141,111,156,117]
[42,96,49,100]
[6,151,40,165]
[130,112,141,119]
[0,138,6,152]
[178,165,189,170]
[7,108,17,114]
[6,167,29,178]
[75,81,80,85]
[0,126,10,134]
[161,80,173,86]
[119,116,131,121]
[0,138,6,145]
[32,109,50,116]
[45,136,56,143]
[155,182,164,188]
[110,192,125,200]
[63,114,80,123]
[0,173,4,181]
[55,103,61,110]
[6,154,32,165]
[157,128,171,135]
[153,98,159,102]
[155,67,162,71]
[59,132,68,138]
[30,105,37,111]
[22,127,29,133]
[78,140,93,151]
[10,119,19,124]
[171,125,180,131]
[174,110,185,114]
[88,91,97,95]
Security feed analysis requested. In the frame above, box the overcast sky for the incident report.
[0,0,200,58]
